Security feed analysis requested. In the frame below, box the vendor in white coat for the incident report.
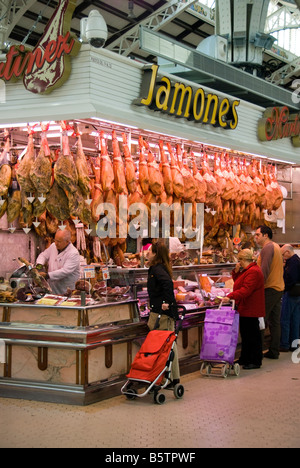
[36,230,80,296]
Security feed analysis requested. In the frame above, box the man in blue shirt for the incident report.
[280,245,300,352]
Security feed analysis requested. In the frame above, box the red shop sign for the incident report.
[258,106,300,148]
[0,0,81,94]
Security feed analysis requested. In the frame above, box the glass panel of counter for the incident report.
[111,264,235,318]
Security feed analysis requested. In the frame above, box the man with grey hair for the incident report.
[36,229,81,295]
[280,244,300,352]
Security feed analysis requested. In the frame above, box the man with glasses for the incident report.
[280,245,300,352]
[255,225,284,359]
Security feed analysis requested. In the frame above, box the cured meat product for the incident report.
[7,177,21,224]
[55,121,78,196]
[69,186,92,225]
[176,146,196,202]
[213,153,227,197]
[23,0,80,94]
[30,123,52,195]
[269,165,283,210]
[100,131,114,192]
[122,133,137,194]
[74,126,91,197]
[191,156,206,203]
[46,181,70,221]
[16,128,36,193]
[158,140,173,196]
[33,197,46,218]
[0,165,11,199]
[19,190,33,227]
[230,157,245,204]
[0,199,7,219]
[91,161,104,222]
[0,131,11,198]
[46,212,59,234]
[145,140,163,196]
[112,130,127,194]
[201,153,219,206]
[166,142,184,199]
[248,159,266,206]
[138,136,150,195]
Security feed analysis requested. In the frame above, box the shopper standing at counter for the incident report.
[36,230,80,296]
[223,249,265,370]
[280,244,300,352]
[255,225,284,360]
[147,241,180,386]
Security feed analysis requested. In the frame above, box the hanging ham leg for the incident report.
[138,136,149,195]
[112,130,127,195]
[55,121,78,196]
[100,131,114,192]
[191,155,206,204]
[91,161,104,222]
[145,140,163,196]
[74,124,91,197]
[122,133,137,194]
[176,145,196,202]
[0,131,12,199]
[30,123,52,195]
[166,142,184,199]
[17,127,36,194]
[158,140,173,196]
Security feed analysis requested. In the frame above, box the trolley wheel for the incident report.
[125,388,137,400]
[154,392,166,405]
[222,364,230,378]
[234,363,241,376]
[174,384,184,399]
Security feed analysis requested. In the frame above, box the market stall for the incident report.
[0,39,298,405]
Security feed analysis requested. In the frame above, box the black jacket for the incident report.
[147,264,178,319]
[284,254,300,291]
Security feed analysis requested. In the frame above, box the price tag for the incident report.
[84,266,96,279]
[102,268,110,280]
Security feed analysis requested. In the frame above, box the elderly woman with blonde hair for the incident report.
[223,249,266,370]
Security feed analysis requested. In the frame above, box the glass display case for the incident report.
[108,264,236,318]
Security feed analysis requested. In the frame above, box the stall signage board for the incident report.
[0,0,81,95]
[135,64,240,130]
[84,266,96,279]
[258,106,300,147]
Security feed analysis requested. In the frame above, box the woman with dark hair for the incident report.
[147,240,180,385]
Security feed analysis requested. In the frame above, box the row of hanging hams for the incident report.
[0,123,284,263]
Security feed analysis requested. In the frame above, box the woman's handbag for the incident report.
[288,283,300,297]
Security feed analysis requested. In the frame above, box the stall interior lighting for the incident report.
[0,118,297,168]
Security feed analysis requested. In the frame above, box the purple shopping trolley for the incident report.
[200,303,240,378]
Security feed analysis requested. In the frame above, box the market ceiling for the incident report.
[2,0,300,110]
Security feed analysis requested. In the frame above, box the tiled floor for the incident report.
[0,352,299,448]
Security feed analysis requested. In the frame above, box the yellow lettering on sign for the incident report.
[156,76,171,111]
[170,82,193,118]
[218,98,230,128]
[140,64,159,106]
[137,65,240,131]
[203,94,219,125]
[193,88,206,121]
[230,101,240,130]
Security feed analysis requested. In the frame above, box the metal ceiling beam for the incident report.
[0,0,36,49]
[106,0,199,57]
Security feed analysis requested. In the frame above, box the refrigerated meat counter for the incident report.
[0,263,236,405]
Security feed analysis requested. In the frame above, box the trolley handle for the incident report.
[218,299,236,310]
